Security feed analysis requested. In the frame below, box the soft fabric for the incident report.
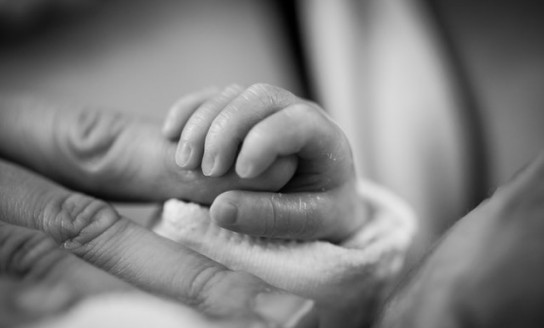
[154,180,416,326]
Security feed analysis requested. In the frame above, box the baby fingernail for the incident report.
[176,142,192,168]
[201,154,217,176]
[212,201,238,225]
[237,161,255,179]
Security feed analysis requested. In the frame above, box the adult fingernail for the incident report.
[202,153,217,176]
[211,201,238,226]
[176,142,192,168]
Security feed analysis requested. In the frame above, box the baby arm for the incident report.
[162,83,367,242]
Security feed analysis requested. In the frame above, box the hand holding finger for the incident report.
[191,84,362,241]
[0,94,296,204]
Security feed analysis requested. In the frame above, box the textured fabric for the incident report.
[154,180,416,326]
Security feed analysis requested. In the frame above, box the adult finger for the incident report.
[0,227,268,328]
[0,276,75,328]
[210,183,367,243]
[25,292,273,328]
[162,87,220,139]
[0,94,296,204]
[0,222,133,327]
[0,159,283,318]
[0,222,132,295]
[202,83,298,177]
[177,84,244,170]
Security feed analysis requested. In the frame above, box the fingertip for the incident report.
[161,107,184,140]
[236,159,258,179]
[210,197,239,226]
[210,191,269,237]
[161,113,178,140]
[201,152,216,176]
[236,127,281,179]
[177,85,246,172]
[254,155,298,190]
[202,270,273,318]
[175,141,196,169]
[236,151,283,180]
[202,151,236,177]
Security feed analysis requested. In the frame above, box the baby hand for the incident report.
[163,84,367,243]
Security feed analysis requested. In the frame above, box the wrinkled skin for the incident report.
[5,88,544,327]
[0,92,296,327]
[0,86,363,327]
[378,153,544,328]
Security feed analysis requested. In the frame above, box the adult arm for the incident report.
[378,153,544,328]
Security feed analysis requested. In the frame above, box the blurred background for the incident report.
[1,0,543,265]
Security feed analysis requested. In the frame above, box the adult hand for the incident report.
[0,222,271,328]
[0,93,297,326]
[378,153,544,328]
